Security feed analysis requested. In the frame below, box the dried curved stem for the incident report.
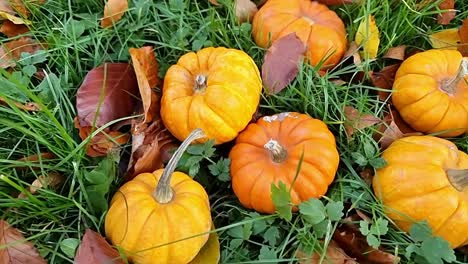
[264,139,288,163]
[194,74,207,92]
[440,58,468,95]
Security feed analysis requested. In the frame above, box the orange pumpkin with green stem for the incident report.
[105,129,212,264]
[252,0,347,69]
[229,112,340,214]
[373,136,468,248]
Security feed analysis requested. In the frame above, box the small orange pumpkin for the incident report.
[392,49,468,137]
[373,136,468,248]
[229,112,340,214]
[252,0,347,69]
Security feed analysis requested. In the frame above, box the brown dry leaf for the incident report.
[429,28,461,49]
[343,106,380,138]
[262,32,306,94]
[0,220,47,264]
[15,152,55,171]
[343,41,361,65]
[383,46,406,60]
[0,96,40,111]
[235,0,257,23]
[369,64,401,101]
[101,0,128,28]
[355,15,380,59]
[375,109,422,150]
[0,37,43,68]
[315,0,355,5]
[0,20,28,37]
[458,19,468,56]
[208,0,219,5]
[359,167,374,186]
[76,63,139,127]
[29,172,64,194]
[296,240,357,264]
[129,46,160,128]
[74,229,124,264]
[437,0,455,25]
[74,117,129,157]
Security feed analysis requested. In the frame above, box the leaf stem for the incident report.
[440,58,467,95]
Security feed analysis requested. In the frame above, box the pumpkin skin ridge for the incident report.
[247,167,267,210]
[433,197,462,232]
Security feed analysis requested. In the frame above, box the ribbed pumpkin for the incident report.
[161,47,262,145]
[252,0,347,69]
[373,136,468,248]
[105,129,212,264]
[229,112,340,214]
[392,49,468,137]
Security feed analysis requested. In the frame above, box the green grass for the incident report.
[0,0,467,263]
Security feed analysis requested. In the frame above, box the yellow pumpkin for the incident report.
[161,47,262,145]
[392,50,468,137]
[373,136,468,248]
[105,129,212,263]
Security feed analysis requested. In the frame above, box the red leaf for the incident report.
[382,45,406,60]
[0,220,47,264]
[0,20,28,37]
[76,63,139,127]
[74,229,124,264]
[458,19,468,56]
[343,106,381,138]
[437,0,455,25]
[262,33,306,94]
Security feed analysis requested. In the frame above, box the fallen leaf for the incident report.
[76,63,139,127]
[74,229,124,264]
[343,106,380,138]
[101,0,128,28]
[359,168,374,186]
[315,0,355,5]
[383,46,406,60]
[235,0,258,23]
[0,96,40,111]
[437,0,455,25]
[343,41,362,65]
[429,28,461,49]
[189,229,220,264]
[355,210,372,222]
[355,15,380,59]
[296,240,357,264]
[18,152,55,163]
[208,0,219,5]
[129,46,160,128]
[369,64,401,101]
[29,172,64,194]
[0,20,28,37]
[0,220,47,264]
[458,19,468,56]
[374,108,422,150]
[0,37,43,68]
[74,117,129,157]
[262,33,306,94]
[126,120,178,181]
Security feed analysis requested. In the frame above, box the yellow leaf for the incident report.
[0,10,29,25]
[101,0,128,28]
[429,28,461,49]
[355,15,380,59]
[189,228,220,264]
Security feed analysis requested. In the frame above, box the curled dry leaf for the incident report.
[429,28,461,49]
[296,240,357,264]
[129,46,160,128]
[74,117,129,157]
[0,37,43,68]
[343,106,380,138]
[355,15,380,59]
[383,46,406,60]
[315,0,355,5]
[101,0,128,28]
[18,172,65,198]
[0,96,40,111]
[74,229,124,264]
[76,63,138,127]
[458,19,468,56]
[375,108,422,150]
[0,20,28,37]
[0,220,47,264]
[262,32,306,94]
[359,167,374,186]
[343,41,362,65]
[369,64,401,101]
[235,0,258,23]
[437,0,455,25]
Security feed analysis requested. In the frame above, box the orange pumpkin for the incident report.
[229,112,340,214]
[373,136,468,248]
[161,47,262,145]
[392,50,468,137]
[252,0,347,69]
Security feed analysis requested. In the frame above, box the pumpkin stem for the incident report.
[440,58,468,95]
[154,128,205,203]
[264,139,288,163]
[447,169,468,192]
[194,74,207,92]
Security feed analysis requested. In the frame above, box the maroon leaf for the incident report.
[262,33,306,94]
[76,63,139,127]
[459,19,468,56]
[369,64,401,101]
[0,220,47,264]
[437,0,455,25]
[74,229,124,264]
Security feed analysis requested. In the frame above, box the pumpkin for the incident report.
[229,112,340,214]
[161,47,262,145]
[392,49,468,137]
[105,129,212,264]
[373,136,468,248]
[252,0,347,69]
